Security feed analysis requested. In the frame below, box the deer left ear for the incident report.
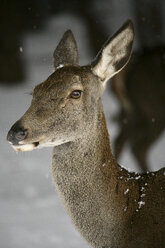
[53,30,79,69]
[91,20,134,86]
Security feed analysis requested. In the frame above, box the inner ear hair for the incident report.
[91,20,134,84]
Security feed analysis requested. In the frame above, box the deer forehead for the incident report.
[32,66,99,98]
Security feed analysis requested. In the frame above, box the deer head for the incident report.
[7,20,134,152]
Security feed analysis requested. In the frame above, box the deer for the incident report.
[110,1,164,173]
[111,47,165,172]
[7,20,165,248]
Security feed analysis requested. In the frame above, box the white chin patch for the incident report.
[12,139,70,152]
[44,139,69,147]
[12,144,35,152]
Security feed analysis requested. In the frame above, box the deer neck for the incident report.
[51,101,117,190]
[51,102,128,247]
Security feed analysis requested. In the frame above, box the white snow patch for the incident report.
[135,175,141,180]
[124,189,129,195]
[124,206,127,212]
[138,201,145,209]
[56,64,64,69]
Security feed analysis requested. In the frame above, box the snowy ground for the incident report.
[1,14,165,248]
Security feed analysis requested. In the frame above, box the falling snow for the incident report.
[19,46,23,52]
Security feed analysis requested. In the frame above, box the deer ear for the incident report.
[53,30,79,69]
[91,20,134,86]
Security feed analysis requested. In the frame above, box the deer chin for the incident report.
[11,138,70,152]
[12,142,40,152]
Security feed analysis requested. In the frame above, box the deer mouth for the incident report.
[11,141,40,152]
[10,138,70,152]
[33,141,40,147]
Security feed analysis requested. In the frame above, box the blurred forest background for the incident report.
[1,0,165,247]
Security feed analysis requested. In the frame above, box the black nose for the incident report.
[7,121,27,145]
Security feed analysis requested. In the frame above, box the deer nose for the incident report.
[7,121,27,145]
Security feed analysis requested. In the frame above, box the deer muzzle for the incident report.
[7,120,40,152]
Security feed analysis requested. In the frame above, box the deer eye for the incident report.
[69,90,82,99]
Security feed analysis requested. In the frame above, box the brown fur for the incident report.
[7,21,165,248]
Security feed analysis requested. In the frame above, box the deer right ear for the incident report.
[53,30,79,69]
[91,20,134,87]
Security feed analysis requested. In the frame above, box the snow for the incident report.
[135,175,141,180]
[1,12,165,248]
[19,46,23,53]
[124,206,127,212]
[138,201,145,209]
[124,189,129,195]
[56,64,64,69]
